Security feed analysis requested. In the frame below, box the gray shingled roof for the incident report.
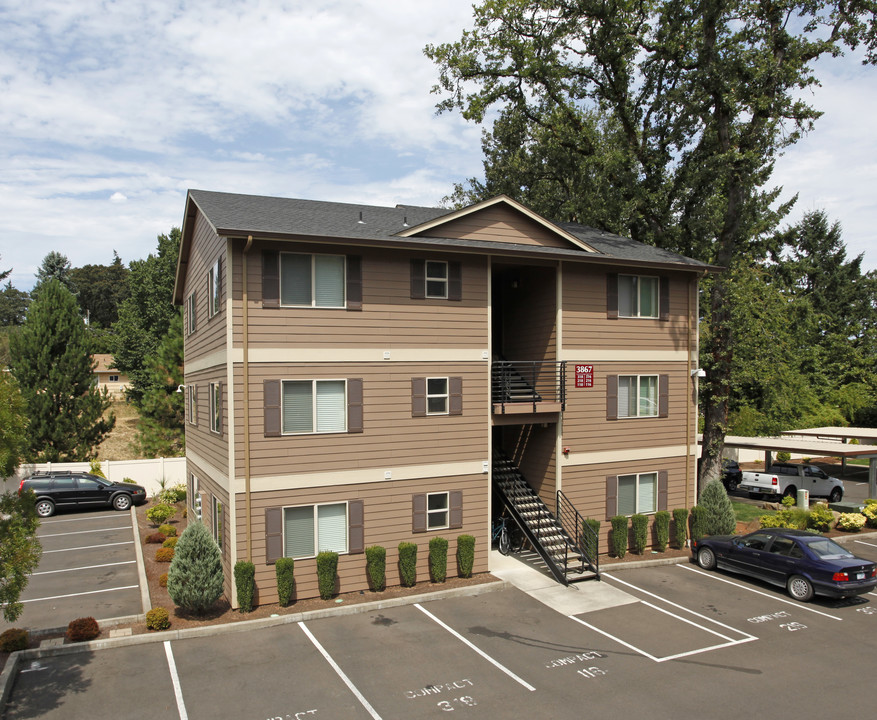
[187,189,713,270]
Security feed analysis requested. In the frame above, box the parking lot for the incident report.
[0,509,144,633]
[7,536,877,720]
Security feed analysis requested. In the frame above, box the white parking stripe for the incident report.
[31,560,135,576]
[42,541,133,553]
[854,540,877,549]
[680,565,843,620]
[299,622,383,720]
[414,603,536,691]
[39,514,125,524]
[164,642,189,720]
[39,527,132,538]
[21,585,138,603]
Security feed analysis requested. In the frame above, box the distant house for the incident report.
[93,354,129,396]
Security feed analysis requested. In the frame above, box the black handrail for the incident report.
[492,360,566,414]
[556,489,600,579]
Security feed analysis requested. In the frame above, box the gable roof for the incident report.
[174,189,718,303]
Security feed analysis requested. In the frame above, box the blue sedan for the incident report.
[692,528,877,601]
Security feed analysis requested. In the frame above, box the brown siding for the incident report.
[184,368,229,475]
[186,459,232,601]
[183,212,227,361]
[238,474,489,604]
[235,363,489,478]
[495,264,556,362]
[418,205,571,248]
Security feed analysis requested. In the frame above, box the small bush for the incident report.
[429,537,449,583]
[776,451,791,463]
[234,561,256,613]
[672,508,688,549]
[158,485,187,505]
[862,503,877,529]
[316,551,339,600]
[654,511,670,552]
[156,547,175,562]
[699,479,737,536]
[145,532,167,544]
[89,459,106,478]
[167,521,223,615]
[276,557,295,607]
[146,607,171,631]
[158,524,178,537]
[159,573,168,587]
[122,477,136,484]
[365,546,386,591]
[836,513,867,532]
[162,536,179,549]
[781,495,796,507]
[689,506,707,543]
[808,504,834,532]
[0,629,29,653]
[760,508,808,530]
[146,503,177,527]
[457,535,475,578]
[583,518,600,561]
[66,617,100,642]
[610,515,628,559]
[398,542,418,587]
[630,514,649,554]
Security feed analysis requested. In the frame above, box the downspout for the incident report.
[243,236,253,561]
[686,277,693,508]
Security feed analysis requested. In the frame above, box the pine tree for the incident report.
[167,521,224,615]
[698,479,737,537]
[8,279,114,461]
[0,373,28,476]
[0,490,42,622]
[137,310,185,457]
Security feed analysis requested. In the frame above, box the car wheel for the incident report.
[787,575,814,602]
[726,479,738,492]
[697,547,717,570]
[112,494,132,511]
[783,485,797,499]
[35,499,55,518]
[829,488,842,503]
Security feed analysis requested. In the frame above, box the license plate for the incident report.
[856,572,865,580]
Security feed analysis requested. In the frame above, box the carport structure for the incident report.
[713,430,877,498]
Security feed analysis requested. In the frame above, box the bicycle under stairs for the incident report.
[493,450,600,585]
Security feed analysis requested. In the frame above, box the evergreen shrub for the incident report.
[689,506,707,543]
[457,535,475,578]
[610,515,628,559]
[808,504,834,532]
[275,558,295,607]
[365,546,386,591]
[158,524,177,537]
[672,508,689,549]
[162,537,178,549]
[66,617,100,642]
[155,547,175,562]
[316,551,339,600]
[0,629,28,653]
[159,573,168,587]
[234,561,256,612]
[429,537,449,583]
[146,503,176,527]
[631,514,649,554]
[145,532,166,544]
[583,518,600,561]
[654,511,670,552]
[167,521,224,615]
[699,479,737,536]
[398,542,418,587]
[146,607,171,631]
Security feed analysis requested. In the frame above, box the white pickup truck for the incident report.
[739,463,844,502]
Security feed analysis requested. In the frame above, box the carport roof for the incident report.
[700,434,877,459]
[782,427,877,444]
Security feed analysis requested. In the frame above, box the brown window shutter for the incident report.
[659,375,669,418]
[412,493,427,533]
[658,471,668,511]
[606,273,618,319]
[411,377,426,417]
[448,261,462,301]
[660,276,670,321]
[346,255,362,311]
[348,500,364,554]
[606,476,618,519]
[264,379,281,437]
[347,378,363,433]
[263,250,279,308]
[265,507,283,564]
[607,375,618,420]
[410,259,425,299]
[449,377,463,416]
[449,490,463,529]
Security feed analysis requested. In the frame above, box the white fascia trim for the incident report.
[186,449,231,493]
[230,348,489,364]
[234,459,487,494]
[186,349,228,374]
[563,445,697,467]
[559,349,687,362]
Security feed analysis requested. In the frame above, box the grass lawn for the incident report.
[732,501,772,524]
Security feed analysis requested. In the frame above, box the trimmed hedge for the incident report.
[672,508,688,549]
[610,515,628,559]
[234,561,256,612]
[158,524,177,537]
[583,518,600,561]
[631,514,649,554]
[276,557,295,607]
[145,532,167,544]
[162,537,179,549]
[398,542,418,587]
[457,535,475,578]
[0,629,29,653]
[146,607,171,631]
[317,551,339,600]
[155,547,175,562]
[365,546,386,591]
[429,537,449,583]
[66,617,100,642]
[689,506,707,543]
[654,511,670,552]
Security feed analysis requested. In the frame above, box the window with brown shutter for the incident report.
[412,493,427,533]
[449,377,463,416]
[347,378,363,433]
[411,378,426,417]
[346,256,363,310]
[659,276,670,321]
[449,491,463,529]
[658,375,669,418]
[606,375,618,420]
[265,508,283,564]
[264,379,281,437]
[262,250,280,308]
[410,259,425,299]
[348,500,364,554]
[606,273,618,320]
[606,476,617,519]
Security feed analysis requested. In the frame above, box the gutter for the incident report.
[243,235,253,561]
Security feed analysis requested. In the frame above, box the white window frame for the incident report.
[108,375,119,382]
[617,472,658,515]
[209,382,221,434]
[186,292,196,335]
[281,379,347,435]
[426,377,449,415]
[187,384,197,426]
[618,274,659,318]
[207,259,221,318]
[426,491,449,530]
[618,375,659,418]
[279,252,346,308]
[212,495,223,552]
[282,501,349,559]
[425,260,448,299]
[190,475,202,521]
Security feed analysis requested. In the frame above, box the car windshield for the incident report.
[803,538,854,559]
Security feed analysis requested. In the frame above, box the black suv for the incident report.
[19,472,148,518]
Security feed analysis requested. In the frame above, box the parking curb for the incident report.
[601,555,692,572]
[130,505,151,615]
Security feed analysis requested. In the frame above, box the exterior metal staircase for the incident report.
[493,450,599,585]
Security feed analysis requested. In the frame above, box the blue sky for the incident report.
[2,0,875,292]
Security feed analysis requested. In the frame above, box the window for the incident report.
[426,378,449,415]
[207,259,221,318]
[282,380,346,434]
[212,496,223,552]
[186,292,196,335]
[108,375,119,382]
[617,472,658,515]
[283,502,348,558]
[187,385,197,426]
[280,253,345,307]
[425,261,448,298]
[189,475,202,521]
[618,375,658,418]
[209,382,221,434]
[618,275,658,318]
[427,492,449,529]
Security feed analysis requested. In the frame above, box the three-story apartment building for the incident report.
[173,190,714,605]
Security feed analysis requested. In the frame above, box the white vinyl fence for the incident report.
[3,457,186,497]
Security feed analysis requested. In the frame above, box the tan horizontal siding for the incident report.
[419,206,569,248]
[183,212,227,360]
[236,474,489,604]
[185,460,232,600]
[183,368,229,475]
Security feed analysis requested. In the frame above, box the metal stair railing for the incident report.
[556,489,600,579]
[492,360,566,414]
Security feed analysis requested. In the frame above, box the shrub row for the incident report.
[608,509,690,558]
